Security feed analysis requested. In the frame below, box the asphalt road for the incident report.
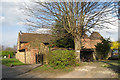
[2,64,41,78]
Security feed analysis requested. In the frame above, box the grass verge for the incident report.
[32,62,89,77]
[32,64,76,78]
[99,60,119,67]
[33,64,74,73]
[2,58,26,66]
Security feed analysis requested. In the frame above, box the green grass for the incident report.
[2,58,26,66]
[33,64,74,74]
[32,64,75,77]
[99,60,119,67]
[33,61,89,75]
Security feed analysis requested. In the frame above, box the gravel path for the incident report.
[55,65,118,78]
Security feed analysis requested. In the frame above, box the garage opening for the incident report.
[80,49,94,62]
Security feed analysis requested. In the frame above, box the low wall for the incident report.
[16,52,25,63]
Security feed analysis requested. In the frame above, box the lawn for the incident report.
[33,64,74,73]
[2,58,26,66]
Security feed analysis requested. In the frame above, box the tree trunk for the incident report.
[106,49,112,60]
[92,52,96,61]
[74,36,81,62]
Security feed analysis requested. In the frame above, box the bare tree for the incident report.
[22,1,118,62]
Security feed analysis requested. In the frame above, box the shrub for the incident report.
[75,63,80,66]
[48,50,76,69]
[95,38,111,60]
[1,51,14,57]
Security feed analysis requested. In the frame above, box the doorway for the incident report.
[36,54,44,65]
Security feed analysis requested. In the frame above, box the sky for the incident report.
[0,0,119,48]
[0,0,28,47]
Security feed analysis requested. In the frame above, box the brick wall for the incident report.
[16,52,25,63]
[26,51,32,64]
[16,42,49,64]
[26,49,38,64]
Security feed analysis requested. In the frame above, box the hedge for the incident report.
[48,50,76,69]
[0,51,14,57]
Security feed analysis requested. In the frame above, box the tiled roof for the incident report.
[19,42,30,50]
[18,32,102,50]
[19,33,54,43]
[81,39,101,49]
[89,32,102,40]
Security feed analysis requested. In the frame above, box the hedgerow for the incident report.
[1,51,14,57]
[48,50,76,69]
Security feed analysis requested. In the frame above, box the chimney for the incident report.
[19,30,22,35]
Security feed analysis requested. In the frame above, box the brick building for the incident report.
[80,32,102,61]
[16,32,54,64]
[16,31,103,64]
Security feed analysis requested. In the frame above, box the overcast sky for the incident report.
[0,0,119,47]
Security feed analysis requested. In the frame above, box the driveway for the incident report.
[55,65,118,78]
[2,64,41,78]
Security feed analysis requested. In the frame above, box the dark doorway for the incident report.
[80,49,94,62]
[36,54,44,65]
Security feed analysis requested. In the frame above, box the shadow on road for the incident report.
[100,60,120,78]
[2,64,41,78]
